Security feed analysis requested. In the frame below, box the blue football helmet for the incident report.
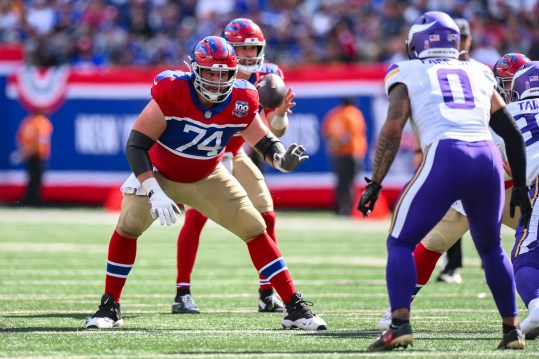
[511,61,539,101]
[222,18,266,74]
[407,11,460,60]
[493,53,530,102]
[191,36,238,103]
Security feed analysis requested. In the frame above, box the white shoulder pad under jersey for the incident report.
[384,59,496,151]
[508,99,539,185]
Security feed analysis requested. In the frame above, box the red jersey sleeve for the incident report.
[246,86,260,125]
[151,70,186,116]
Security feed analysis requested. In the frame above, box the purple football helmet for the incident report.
[511,61,539,101]
[407,11,460,60]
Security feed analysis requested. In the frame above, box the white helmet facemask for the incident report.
[192,63,238,103]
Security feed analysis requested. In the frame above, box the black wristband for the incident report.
[253,132,286,167]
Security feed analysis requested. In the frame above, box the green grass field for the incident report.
[1,206,537,358]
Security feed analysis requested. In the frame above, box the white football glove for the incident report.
[141,178,181,226]
[273,143,309,172]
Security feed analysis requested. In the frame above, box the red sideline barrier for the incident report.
[1,184,402,211]
[104,186,337,212]
[270,188,334,209]
[350,190,391,220]
[1,184,113,206]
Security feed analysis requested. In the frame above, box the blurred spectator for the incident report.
[15,108,53,206]
[25,0,56,36]
[469,14,503,67]
[0,0,21,43]
[0,0,536,67]
[196,0,234,19]
[322,97,367,216]
[71,35,106,69]
[80,0,106,32]
[383,32,407,64]
[470,35,501,68]
[379,0,407,37]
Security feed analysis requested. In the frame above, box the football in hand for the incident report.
[258,73,286,109]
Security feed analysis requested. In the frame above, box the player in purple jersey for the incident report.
[508,61,539,340]
[84,36,327,331]
[172,18,297,315]
[358,11,531,351]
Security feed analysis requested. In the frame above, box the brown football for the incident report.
[258,73,286,109]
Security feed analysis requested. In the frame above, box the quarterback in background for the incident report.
[173,18,296,315]
[85,36,327,331]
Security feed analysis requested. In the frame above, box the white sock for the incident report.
[528,298,539,311]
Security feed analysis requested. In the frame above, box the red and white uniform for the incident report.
[148,70,258,183]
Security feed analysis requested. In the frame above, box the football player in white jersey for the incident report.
[434,18,472,285]
[376,53,533,336]
[358,11,532,351]
[507,61,539,340]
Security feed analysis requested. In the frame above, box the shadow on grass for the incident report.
[0,324,501,346]
[297,329,497,337]
[1,327,87,333]
[413,329,500,343]
[1,312,89,332]
[299,328,501,349]
[163,350,413,356]
[298,330,379,339]
[3,313,88,320]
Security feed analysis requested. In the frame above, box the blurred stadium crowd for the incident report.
[1,0,538,69]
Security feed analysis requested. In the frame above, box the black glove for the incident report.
[274,143,309,172]
[357,177,383,217]
[510,185,532,228]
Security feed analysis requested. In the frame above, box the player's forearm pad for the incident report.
[126,130,155,177]
[489,107,527,187]
[253,132,286,167]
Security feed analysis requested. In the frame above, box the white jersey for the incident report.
[507,99,539,186]
[384,58,496,151]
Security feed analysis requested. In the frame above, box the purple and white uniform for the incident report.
[509,98,539,306]
[383,58,516,317]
